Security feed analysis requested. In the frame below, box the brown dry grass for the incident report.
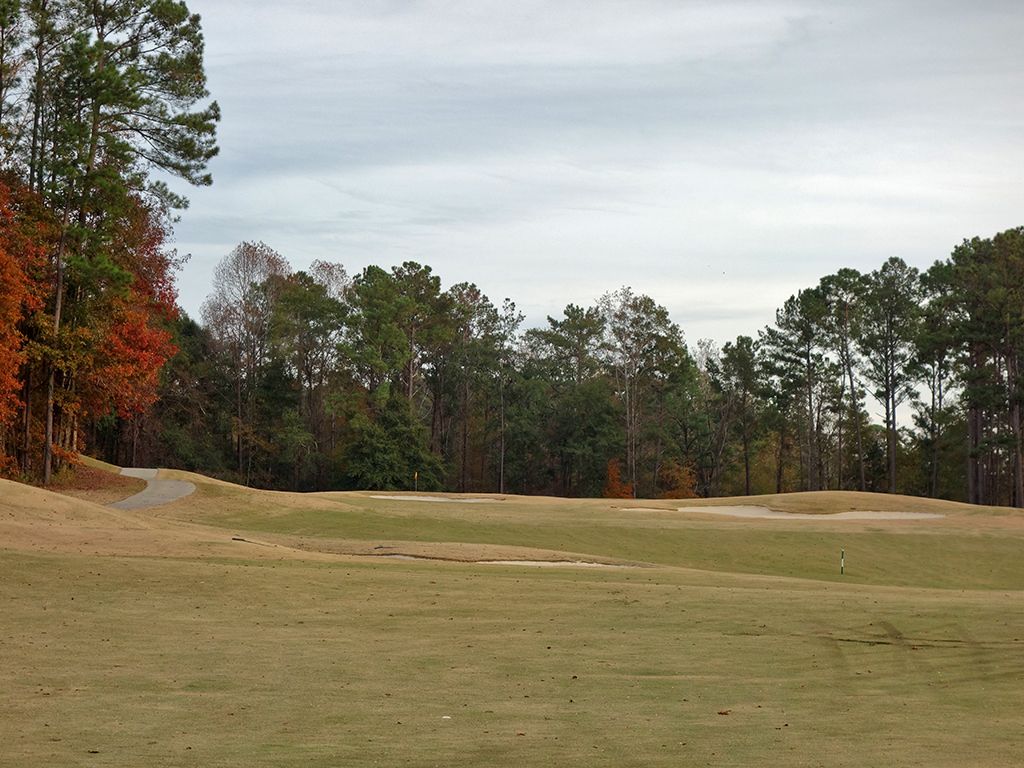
[2,472,1024,767]
[44,464,147,505]
[0,478,631,569]
[0,478,346,563]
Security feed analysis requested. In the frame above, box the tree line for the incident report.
[88,231,1024,508]
[0,3,1021,507]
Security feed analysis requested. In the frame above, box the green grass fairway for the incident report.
[2,471,1023,766]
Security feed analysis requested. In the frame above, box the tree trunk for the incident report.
[43,369,56,483]
[886,393,897,495]
[622,372,638,497]
[742,427,751,497]
[43,206,70,484]
[775,425,786,494]
[20,366,32,474]
[131,418,139,467]
[498,375,506,494]
[29,5,47,193]
[460,378,469,492]
[429,369,444,454]
[1009,356,1024,508]
[407,329,416,402]
[967,404,980,505]
[885,344,897,495]
[836,378,845,490]
[846,360,866,491]
[929,372,940,498]
[235,357,243,479]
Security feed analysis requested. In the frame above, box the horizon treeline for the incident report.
[89,229,1024,508]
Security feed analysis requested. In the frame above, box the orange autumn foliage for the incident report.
[658,460,698,499]
[114,200,184,321]
[0,178,183,476]
[602,458,634,498]
[82,201,181,420]
[0,181,47,435]
[87,295,178,419]
[0,245,27,428]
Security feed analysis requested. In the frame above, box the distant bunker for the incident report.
[677,505,944,521]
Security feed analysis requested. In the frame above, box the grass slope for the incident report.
[1,472,1023,766]
[154,473,1024,590]
[32,456,147,506]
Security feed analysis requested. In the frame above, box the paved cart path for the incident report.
[109,468,196,510]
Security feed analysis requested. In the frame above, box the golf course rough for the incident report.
[2,472,1023,767]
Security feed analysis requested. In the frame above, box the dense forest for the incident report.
[89,238,1016,508]
[1,2,1022,506]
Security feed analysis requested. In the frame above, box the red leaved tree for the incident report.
[86,297,178,419]
[0,179,50,474]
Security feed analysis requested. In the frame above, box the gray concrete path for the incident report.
[110,468,196,510]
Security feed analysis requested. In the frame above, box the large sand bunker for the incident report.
[678,505,944,520]
[369,494,499,504]
[479,559,627,568]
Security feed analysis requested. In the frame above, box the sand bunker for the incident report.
[369,495,498,504]
[678,505,943,520]
[373,553,625,567]
[479,560,626,568]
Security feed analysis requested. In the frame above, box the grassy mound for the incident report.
[46,463,147,505]
[139,474,1024,590]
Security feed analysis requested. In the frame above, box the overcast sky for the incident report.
[169,0,1024,345]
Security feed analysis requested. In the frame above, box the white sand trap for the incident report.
[373,554,625,568]
[678,505,943,520]
[480,560,626,568]
[369,495,498,504]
